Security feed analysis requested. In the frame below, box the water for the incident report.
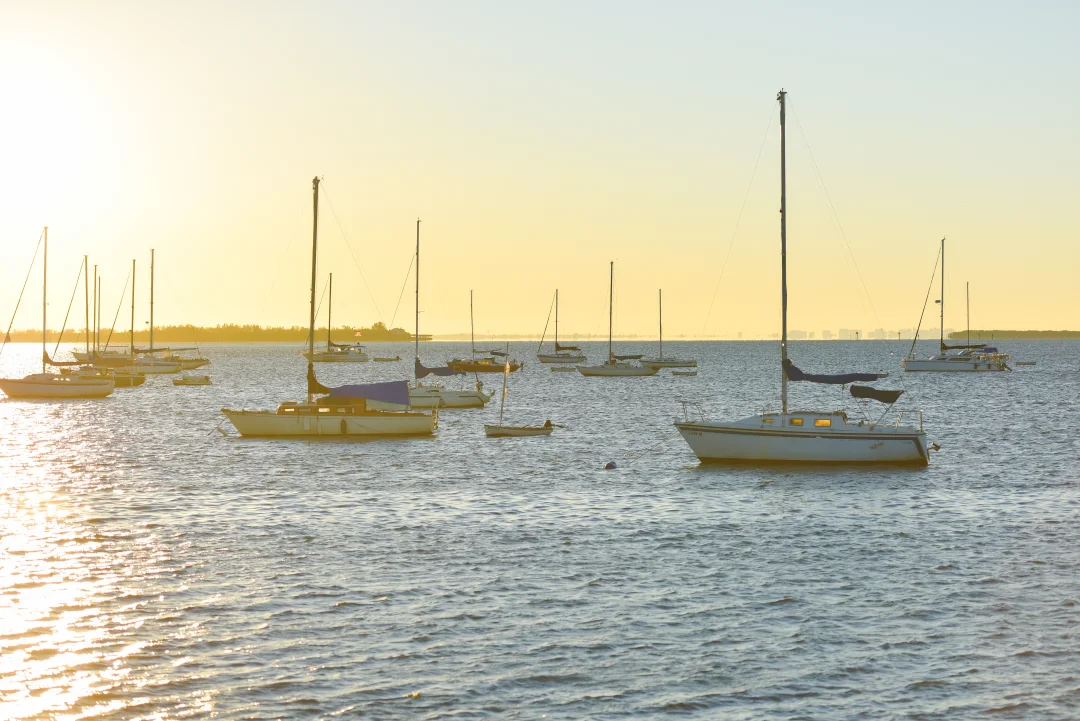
[2,340,1078,719]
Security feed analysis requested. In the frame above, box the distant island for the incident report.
[2,322,430,344]
[947,330,1080,340]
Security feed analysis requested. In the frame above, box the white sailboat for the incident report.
[390,220,490,409]
[537,289,586,364]
[675,90,928,465]
[0,228,114,399]
[903,240,1009,372]
[447,291,522,373]
[577,262,658,377]
[484,348,555,437]
[305,273,370,362]
[640,289,697,369]
[221,177,436,437]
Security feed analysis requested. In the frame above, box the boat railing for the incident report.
[678,400,707,423]
[889,408,923,432]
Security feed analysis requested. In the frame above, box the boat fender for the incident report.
[604,461,617,470]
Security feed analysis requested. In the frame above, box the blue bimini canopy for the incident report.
[327,380,411,406]
[784,358,887,385]
[415,357,463,378]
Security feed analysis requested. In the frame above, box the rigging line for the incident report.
[319,185,386,323]
[103,269,132,351]
[259,201,305,324]
[537,291,555,352]
[314,276,330,329]
[701,100,777,336]
[0,229,45,358]
[907,245,942,360]
[788,101,886,338]
[53,257,87,355]
[388,253,415,330]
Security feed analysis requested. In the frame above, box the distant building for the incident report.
[790,329,808,340]
[809,331,815,339]
[822,330,834,340]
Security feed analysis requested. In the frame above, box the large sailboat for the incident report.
[576,262,658,377]
[221,178,436,437]
[0,228,115,399]
[675,90,929,465]
[304,273,370,362]
[640,289,697,369]
[537,290,586,364]
[902,238,1009,372]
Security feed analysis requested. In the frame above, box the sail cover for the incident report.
[327,380,410,406]
[307,363,332,395]
[941,342,985,351]
[329,340,363,349]
[415,357,463,378]
[43,351,82,367]
[555,342,580,351]
[784,358,887,385]
[849,385,904,404]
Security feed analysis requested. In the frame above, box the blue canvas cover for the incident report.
[784,358,887,385]
[327,380,411,406]
[415,357,463,378]
[849,385,904,404]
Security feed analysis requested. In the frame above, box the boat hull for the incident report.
[675,413,928,465]
[222,409,434,437]
[0,375,114,399]
[577,363,658,377]
[641,358,697,369]
[903,358,1007,372]
[484,425,553,438]
[305,353,370,362]
[447,360,522,373]
[537,353,586,364]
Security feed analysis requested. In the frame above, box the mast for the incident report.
[95,268,100,353]
[84,256,89,355]
[327,273,333,350]
[939,237,945,350]
[307,177,320,400]
[149,248,155,351]
[966,281,970,345]
[470,289,475,355]
[414,219,420,375]
[555,289,559,348]
[659,289,663,358]
[130,259,136,354]
[779,89,788,415]
[42,227,47,373]
[498,348,509,425]
[608,261,614,362]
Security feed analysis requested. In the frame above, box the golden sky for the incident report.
[2,1,1077,338]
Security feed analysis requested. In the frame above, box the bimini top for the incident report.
[849,384,904,404]
[783,358,887,385]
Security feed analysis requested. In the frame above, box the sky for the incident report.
[1,0,1077,339]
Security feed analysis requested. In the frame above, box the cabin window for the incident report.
[319,407,329,413]
[789,418,803,426]
[763,418,774,424]
[814,418,831,427]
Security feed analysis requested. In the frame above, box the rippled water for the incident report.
[2,340,1078,719]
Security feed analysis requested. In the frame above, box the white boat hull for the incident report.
[179,359,210,370]
[676,412,928,465]
[538,353,586,364]
[484,425,554,438]
[222,408,434,437]
[0,374,114,399]
[367,386,492,410]
[903,358,1007,372]
[305,353,370,362]
[174,376,211,386]
[577,362,658,377]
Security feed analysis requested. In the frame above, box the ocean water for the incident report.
[1,340,1078,719]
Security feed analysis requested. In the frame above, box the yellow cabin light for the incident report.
[814,418,832,427]
[789,418,803,426]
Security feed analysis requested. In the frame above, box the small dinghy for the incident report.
[373,356,401,362]
[551,366,578,372]
[672,370,698,376]
[173,375,211,386]
[485,346,558,438]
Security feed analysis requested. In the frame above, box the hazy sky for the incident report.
[2,1,1077,338]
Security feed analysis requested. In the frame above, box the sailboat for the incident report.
[576,262,658,377]
[305,273,370,362]
[902,239,1009,372]
[640,290,697,369]
[675,90,928,465]
[221,177,436,437]
[398,220,491,408]
[447,291,522,373]
[484,348,555,437]
[0,228,115,399]
[537,290,586,363]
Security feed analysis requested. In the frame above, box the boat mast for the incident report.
[149,249,155,351]
[498,348,509,425]
[415,218,420,377]
[659,289,663,359]
[130,259,136,355]
[939,237,945,350]
[966,281,970,345]
[779,89,788,415]
[84,256,89,355]
[555,289,559,349]
[307,177,320,400]
[95,268,100,353]
[42,227,47,373]
[608,261,614,362]
[327,272,333,350]
[470,289,475,356]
